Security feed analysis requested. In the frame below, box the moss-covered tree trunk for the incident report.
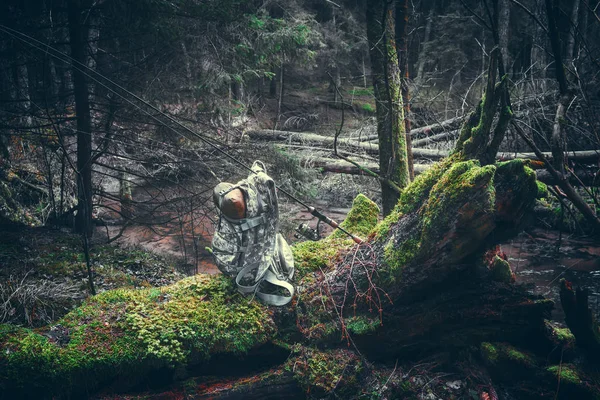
[366,0,410,216]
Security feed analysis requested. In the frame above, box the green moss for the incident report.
[361,102,375,113]
[546,321,576,348]
[332,194,380,239]
[554,328,575,343]
[293,237,351,280]
[286,347,362,395]
[481,342,499,364]
[489,255,514,283]
[420,161,496,251]
[294,194,379,280]
[536,181,548,198]
[345,316,379,335]
[373,158,453,240]
[505,347,535,367]
[547,365,582,385]
[0,274,276,396]
[481,342,535,368]
[350,87,374,96]
[383,237,420,277]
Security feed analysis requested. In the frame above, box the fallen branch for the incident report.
[307,157,597,187]
[512,120,600,230]
[411,130,459,147]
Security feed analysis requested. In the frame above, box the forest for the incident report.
[0,0,599,398]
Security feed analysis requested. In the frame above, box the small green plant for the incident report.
[361,103,375,113]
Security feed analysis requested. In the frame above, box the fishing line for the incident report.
[0,24,364,244]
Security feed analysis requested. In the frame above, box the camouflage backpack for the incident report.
[211,161,295,306]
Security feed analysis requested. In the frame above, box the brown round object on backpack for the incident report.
[213,182,246,219]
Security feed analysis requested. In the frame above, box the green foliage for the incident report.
[480,342,536,368]
[234,11,320,78]
[547,365,582,385]
[345,316,379,335]
[361,103,375,113]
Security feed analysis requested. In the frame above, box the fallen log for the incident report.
[359,115,465,141]
[250,129,600,165]
[310,158,598,186]
[252,130,448,159]
[411,130,458,147]
[497,149,600,163]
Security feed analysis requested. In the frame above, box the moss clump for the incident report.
[494,160,539,225]
[545,321,576,351]
[383,237,420,277]
[373,157,455,241]
[294,194,379,280]
[345,316,379,335]
[0,274,276,397]
[536,181,549,198]
[332,194,380,239]
[286,347,363,396]
[481,342,536,368]
[547,365,582,385]
[554,327,575,344]
[420,161,496,252]
[481,342,499,364]
[293,237,351,280]
[489,255,514,283]
[505,347,535,367]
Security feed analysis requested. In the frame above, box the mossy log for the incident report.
[0,158,558,399]
[3,64,600,398]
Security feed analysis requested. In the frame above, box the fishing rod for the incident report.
[0,24,364,244]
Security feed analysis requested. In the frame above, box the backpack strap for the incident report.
[256,269,295,306]
[221,214,266,231]
[235,263,295,306]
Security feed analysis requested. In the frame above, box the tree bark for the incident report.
[68,0,94,238]
[366,0,409,216]
[396,0,414,180]
[498,0,511,72]
[566,0,581,62]
[415,7,433,84]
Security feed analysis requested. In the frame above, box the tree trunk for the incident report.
[68,0,94,238]
[269,66,277,97]
[498,0,511,73]
[530,0,547,91]
[396,0,414,180]
[366,0,409,216]
[566,0,580,62]
[415,7,433,84]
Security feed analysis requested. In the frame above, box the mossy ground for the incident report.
[0,274,276,397]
